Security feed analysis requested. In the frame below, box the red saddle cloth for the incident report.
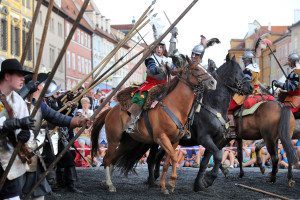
[244,95,274,109]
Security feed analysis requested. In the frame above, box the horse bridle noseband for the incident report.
[213,71,250,95]
[176,61,214,93]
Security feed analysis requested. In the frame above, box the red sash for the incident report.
[132,76,166,98]
[288,90,300,95]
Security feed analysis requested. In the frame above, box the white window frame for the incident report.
[72,53,75,71]
[78,56,81,73]
[66,51,71,69]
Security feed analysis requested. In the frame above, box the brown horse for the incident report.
[91,56,217,194]
[234,102,297,186]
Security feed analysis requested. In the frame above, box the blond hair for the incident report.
[81,97,90,104]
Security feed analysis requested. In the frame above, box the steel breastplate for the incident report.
[146,69,167,81]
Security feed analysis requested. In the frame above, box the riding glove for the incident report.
[18,80,40,99]
[17,130,31,143]
[2,117,36,132]
[273,80,284,89]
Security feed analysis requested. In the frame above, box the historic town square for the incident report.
[0,0,299,199]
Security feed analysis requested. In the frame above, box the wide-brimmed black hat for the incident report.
[0,59,33,76]
[24,72,49,85]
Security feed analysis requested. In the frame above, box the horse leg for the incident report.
[167,143,179,193]
[219,164,229,178]
[265,140,278,184]
[255,141,265,174]
[194,149,213,192]
[157,138,178,194]
[287,161,295,187]
[236,139,244,178]
[159,154,171,194]
[203,149,222,187]
[146,145,159,187]
[154,148,165,181]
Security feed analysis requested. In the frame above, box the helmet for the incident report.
[191,44,205,55]
[288,53,300,67]
[45,80,61,97]
[242,51,255,66]
[157,40,166,52]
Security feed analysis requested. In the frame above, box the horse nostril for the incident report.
[211,80,215,85]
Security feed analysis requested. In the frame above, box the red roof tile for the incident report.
[261,26,288,34]
[111,24,133,31]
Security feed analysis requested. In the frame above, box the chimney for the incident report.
[268,22,271,31]
[132,16,136,25]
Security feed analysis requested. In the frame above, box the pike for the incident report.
[267,43,288,78]
[20,0,43,65]
[0,0,91,191]
[24,0,199,198]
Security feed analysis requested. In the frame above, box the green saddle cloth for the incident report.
[234,101,267,117]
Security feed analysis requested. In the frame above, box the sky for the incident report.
[94,0,299,66]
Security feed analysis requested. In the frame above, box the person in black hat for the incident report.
[0,59,36,200]
[20,72,88,197]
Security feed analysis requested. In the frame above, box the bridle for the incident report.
[212,70,251,95]
[176,61,214,93]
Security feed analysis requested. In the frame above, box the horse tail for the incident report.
[91,108,112,159]
[115,136,151,177]
[278,105,298,165]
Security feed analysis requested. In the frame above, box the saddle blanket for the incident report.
[234,101,266,117]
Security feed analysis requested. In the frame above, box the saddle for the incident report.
[116,84,165,111]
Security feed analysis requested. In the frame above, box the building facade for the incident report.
[0,0,33,69]
[33,0,66,88]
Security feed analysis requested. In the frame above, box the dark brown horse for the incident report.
[91,56,217,194]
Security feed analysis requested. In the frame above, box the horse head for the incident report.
[217,54,254,95]
[175,55,217,92]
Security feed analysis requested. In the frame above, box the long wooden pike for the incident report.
[236,184,291,200]
[24,1,199,198]
[20,0,43,65]
[28,0,55,112]
[63,1,155,98]
[0,0,91,191]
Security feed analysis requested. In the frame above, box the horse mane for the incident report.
[167,76,180,95]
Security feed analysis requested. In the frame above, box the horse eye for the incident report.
[194,68,199,71]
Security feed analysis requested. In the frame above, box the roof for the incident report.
[289,20,300,29]
[261,26,288,34]
[111,24,133,31]
[61,0,93,33]
[273,33,291,44]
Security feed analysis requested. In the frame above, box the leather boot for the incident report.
[47,169,60,192]
[126,103,142,134]
[64,166,82,193]
[227,114,237,139]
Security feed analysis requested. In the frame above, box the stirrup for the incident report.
[126,127,135,134]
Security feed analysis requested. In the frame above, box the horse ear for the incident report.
[225,53,230,62]
[186,55,192,63]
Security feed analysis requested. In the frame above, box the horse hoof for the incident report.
[260,167,265,174]
[108,186,116,192]
[288,180,295,187]
[202,179,209,188]
[267,172,272,177]
[193,183,205,192]
[167,181,175,192]
[239,173,244,178]
[162,189,169,195]
[223,168,229,178]
[101,181,109,189]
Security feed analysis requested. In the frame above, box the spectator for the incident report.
[293,139,300,166]
[87,89,95,109]
[193,145,204,168]
[176,145,187,167]
[221,140,237,168]
[240,140,251,165]
[278,141,289,169]
[242,140,267,167]
[75,128,91,160]
[109,95,118,108]
[75,97,93,118]
[183,146,197,167]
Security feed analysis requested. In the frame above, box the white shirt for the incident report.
[246,63,260,73]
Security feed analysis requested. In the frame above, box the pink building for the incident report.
[62,0,93,90]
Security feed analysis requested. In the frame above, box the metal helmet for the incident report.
[191,44,205,55]
[157,40,166,52]
[288,53,300,67]
[45,80,61,97]
[242,51,255,66]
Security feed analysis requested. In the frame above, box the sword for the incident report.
[37,151,47,171]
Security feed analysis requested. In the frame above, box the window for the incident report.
[50,18,54,33]
[78,56,81,73]
[85,34,87,46]
[26,0,31,9]
[0,18,8,51]
[58,22,62,37]
[82,57,85,74]
[81,31,84,44]
[295,33,298,50]
[22,28,31,60]
[38,11,42,25]
[77,30,80,43]
[85,59,88,74]
[88,36,90,48]
[50,47,55,67]
[11,25,20,56]
[66,51,70,69]
[72,53,75,70]
[66,23,70,36]
[89,60,91,73]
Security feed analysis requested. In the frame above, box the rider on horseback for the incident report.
[228,50,261,138]
[126,40,175,134]
[273,52,300,118]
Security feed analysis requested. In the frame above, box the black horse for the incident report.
[146,55,254,191]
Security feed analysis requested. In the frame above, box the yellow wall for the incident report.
[0,0,33,69]
[291,25,300,55]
